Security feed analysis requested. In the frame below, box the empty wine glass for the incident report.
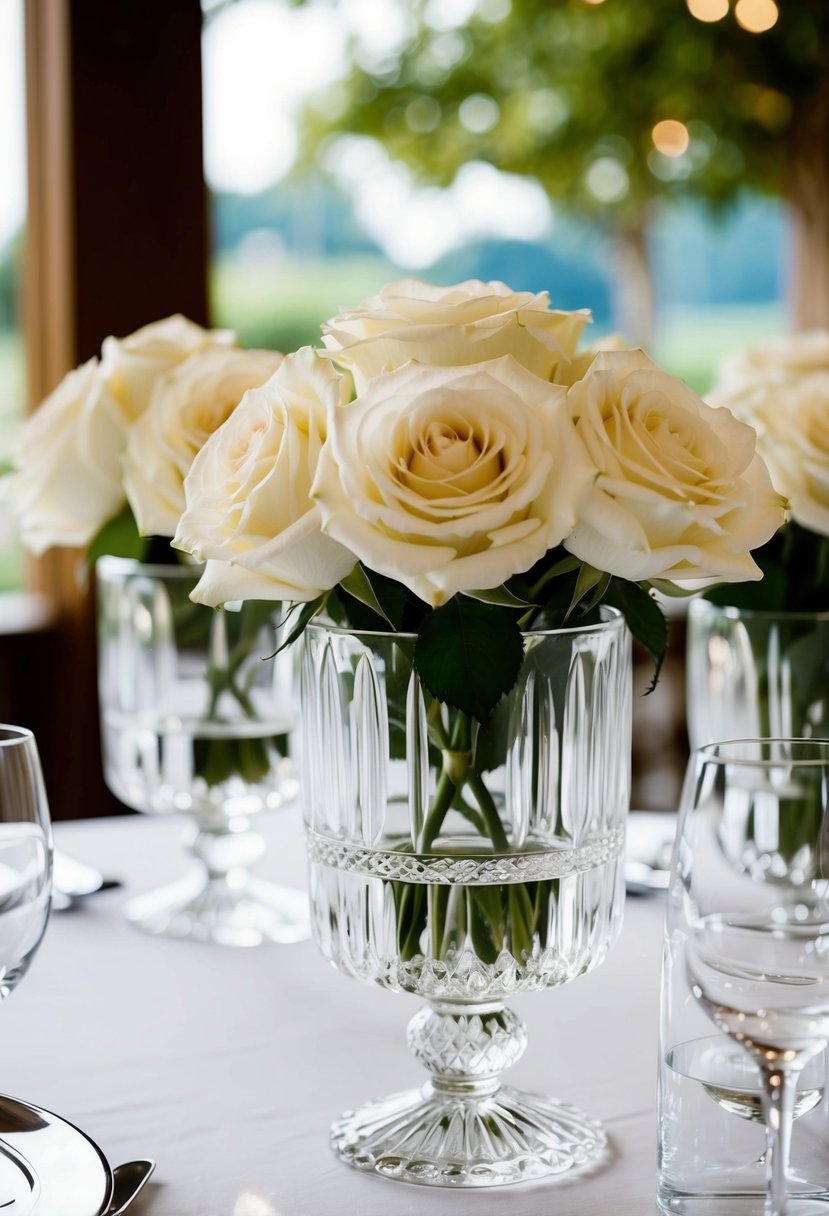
[663,739,829,1216]
[0,726,52,1204]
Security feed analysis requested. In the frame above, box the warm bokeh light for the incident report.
[581,0,607,5]
[734,0,779,33]
[651,120,690,157]
[686,0,729,20]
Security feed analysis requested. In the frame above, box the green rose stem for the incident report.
[195,601,284,789]
[396,705,532,963]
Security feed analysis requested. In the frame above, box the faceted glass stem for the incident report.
[330,1000,607,1188]
[123,817,309,947]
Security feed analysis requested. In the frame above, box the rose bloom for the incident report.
[124,346,283,538]
[11,359,127,553]
[322,278,590,392]
[174,347,356,605]
[715,330,829,391]
[554,333,628,387]
[100,313,235,423]
[731,371,829,538]
[564,350,785,584]
[311,356,596,607]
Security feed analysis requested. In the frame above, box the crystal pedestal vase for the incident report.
[96,556,307,946]
[301,612,632,1187]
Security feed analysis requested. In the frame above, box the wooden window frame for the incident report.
[13,0,209,818]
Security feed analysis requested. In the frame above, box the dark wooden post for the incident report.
[22,0,209,818]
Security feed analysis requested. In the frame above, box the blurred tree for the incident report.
[0,232,22,332]
[298,0,829,340]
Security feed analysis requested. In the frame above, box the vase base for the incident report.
[330,1083,607,1188]
[123,872,310,947]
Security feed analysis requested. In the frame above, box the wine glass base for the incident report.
[658,1196,829,1215]
[123,872,310,947]
[331,1082,607,1188]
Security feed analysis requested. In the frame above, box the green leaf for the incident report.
[339,564,395,626]
[414,596,524,722]
[267,594,326,658]
[462,586,536,610]
[86,505,145,567]
[604,578,668,692]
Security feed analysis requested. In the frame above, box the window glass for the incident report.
[202,0,784,393]
[0,0,27,591]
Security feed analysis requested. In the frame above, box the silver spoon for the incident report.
[106,1159,155,1215]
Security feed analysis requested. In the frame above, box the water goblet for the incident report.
[0,726,52,1205]
[664,738,829,1216]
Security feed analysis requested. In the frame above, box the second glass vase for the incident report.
[96,556,307,946]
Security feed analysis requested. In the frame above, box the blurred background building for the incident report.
[1,0,827,815]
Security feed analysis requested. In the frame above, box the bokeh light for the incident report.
[734,0,779,33]
[651,120,690,157]
[459,94,500,133]
[686,0,729,21]
[585,157,630,203]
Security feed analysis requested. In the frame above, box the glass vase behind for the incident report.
[96,556,307,946]
[687,599,829,883]
[301,611,631,1187]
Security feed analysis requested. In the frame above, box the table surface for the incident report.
[3,810,668,1216]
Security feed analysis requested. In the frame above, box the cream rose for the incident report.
[124,347,283,538]
[322,278,590,392]
[563,350,785,584]
[553,333,628,387]
[174,347,356,605]
[311,356,596,607]
[11,359,127,554]
[716,330,829,391]
[100,314,236,423]
[730,371,829,538]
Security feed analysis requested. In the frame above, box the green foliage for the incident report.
[414,596,525,722]
[605,578,669,690]
[299,0,829,221]
[704,521,829,613]
[86,505,146,567]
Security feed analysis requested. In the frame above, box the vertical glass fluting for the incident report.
[96,556,306,946]
[301,611,631,1186]
[687,600,829,882]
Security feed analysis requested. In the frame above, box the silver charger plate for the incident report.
[0,1095,113,1216]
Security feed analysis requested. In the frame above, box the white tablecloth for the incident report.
[3,811,666,1216]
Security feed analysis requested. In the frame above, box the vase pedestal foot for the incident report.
[330,1082,607,1188]
[331,1000,607,1187]
[123,871,310,947]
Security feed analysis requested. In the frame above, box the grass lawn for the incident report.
[653,301,786,395]
[212,254,788,395]
[210,253,398,353]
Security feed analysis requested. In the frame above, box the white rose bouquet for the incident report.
[176,280,783,703]
[170,278,783,960]
[707,330,829,612]
[10,315,285,789]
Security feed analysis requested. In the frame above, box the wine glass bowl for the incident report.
[0,726,51,1000]
[658,739,829,1216]
[0,725,52,1204]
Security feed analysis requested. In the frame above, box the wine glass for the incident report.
[670,739,829,1216]
[0,726,52,1204]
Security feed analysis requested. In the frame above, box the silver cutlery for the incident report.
[106,1159,155,1215]
[51,850,122,912]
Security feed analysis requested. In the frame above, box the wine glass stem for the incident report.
[759,1064,799,1216]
